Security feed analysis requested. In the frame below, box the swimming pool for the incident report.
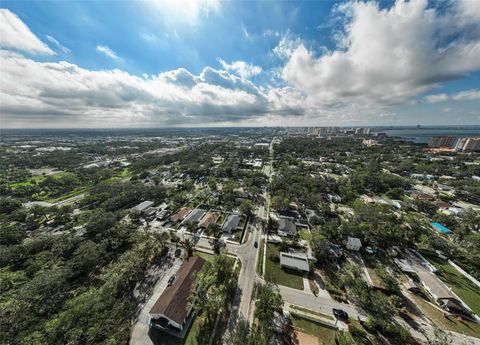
[431,222,452,234]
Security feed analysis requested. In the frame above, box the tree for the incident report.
[207,223,222,238]
[239,200,255,219]
[310,230,329,262]
[129,209,143,226]
[254,283,283,338]
[182,239,194,258]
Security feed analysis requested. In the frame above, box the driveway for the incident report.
[130,258,182,345]
[278,285,367,321]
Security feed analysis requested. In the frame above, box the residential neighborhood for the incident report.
[2,127,480,345]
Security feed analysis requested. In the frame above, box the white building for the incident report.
[346,237,362,251]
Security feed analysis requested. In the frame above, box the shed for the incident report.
[346,236,362,251]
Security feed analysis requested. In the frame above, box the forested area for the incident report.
[0,206,167,344]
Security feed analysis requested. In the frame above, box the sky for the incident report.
[0,0,480,128]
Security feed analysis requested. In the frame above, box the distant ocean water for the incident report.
[377,128,480,143]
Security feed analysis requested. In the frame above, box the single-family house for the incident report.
[170,207,192,223]
[222,214,241,234]
[277,218,297,237]
[182,209,206,225]
[280,252,310,272]
[133,200,154,212]
[198,211,220,228]
[149,257,205,336]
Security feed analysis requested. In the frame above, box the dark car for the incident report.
[174,248,181,257]
[254,241,258,248]
[167,275,176,286]
[332,308,349,322]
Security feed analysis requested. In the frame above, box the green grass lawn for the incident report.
[257,239,264,275]
[299,229,311,241]
[193,251,215,263]
[184,315,203,345]
[424,254,480,316]
[264,243,304,290]
[290,313,337,344]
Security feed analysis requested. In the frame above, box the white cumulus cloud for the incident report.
[218,59,262,79]
[279,0,480,107]
[0,9,54,55]
[425,89,480,103]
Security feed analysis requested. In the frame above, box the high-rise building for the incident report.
[429,136,457,148]
[463,137,480,152]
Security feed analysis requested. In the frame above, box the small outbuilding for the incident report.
[346,236,362,251]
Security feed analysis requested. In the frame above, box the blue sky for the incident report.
[0,0,479,127]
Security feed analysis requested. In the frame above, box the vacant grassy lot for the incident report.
[264,243,304,290]
[425,254,480,316]
[291,313,337,345]
[193,251,214,263]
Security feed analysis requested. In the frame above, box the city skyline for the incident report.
[1,0,480,128]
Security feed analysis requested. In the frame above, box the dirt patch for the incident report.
[294,330,319,345]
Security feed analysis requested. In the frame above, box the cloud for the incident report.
[96,45,122,61]
[425,89,480,103]
[45,35,71,54]
[278,0,480,107]
[273,33,303,60]
[424,93,449,103]
[218,59,262,79]
[0,9,54,55]
[0,50,306,127]
[151,0,220,25]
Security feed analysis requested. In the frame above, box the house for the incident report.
[404,279,420,293]
[149,257,205,337]
[277,218,297,237]
[133,200,154,212]
[198,210,220,228]
[182,208,206,225]
[222,214,241,234]
[280,252,310,272]
[170,207,192,223]
[144,207,158,221]
[346,236,362,251]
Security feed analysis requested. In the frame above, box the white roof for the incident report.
[280,252,309,271]
[347,236,362,246]
[133,201,154,211]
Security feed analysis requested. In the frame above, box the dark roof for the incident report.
[149,256,205,324]
[278,218,297,234]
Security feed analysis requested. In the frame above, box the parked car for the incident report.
[167,275,176,286]
[332,308,349,322]
[174,248,181,257]
[254,241,258,248]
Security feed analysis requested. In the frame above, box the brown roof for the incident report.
[170,207,191,223]
[149,256,205,325]
[198,211,220,228]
